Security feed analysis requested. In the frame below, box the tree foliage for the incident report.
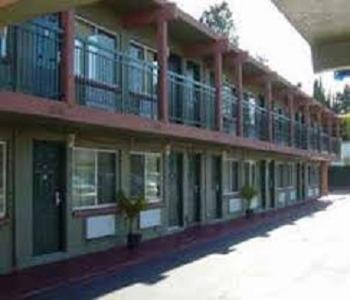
[334,85,350,114]
[313,78,329,107]
[200,1,239,45]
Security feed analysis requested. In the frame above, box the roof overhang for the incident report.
[0,0,99,26]
[272,0,350,72]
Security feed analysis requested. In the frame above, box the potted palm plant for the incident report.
[240,185,258,219]
[118,191,147,249]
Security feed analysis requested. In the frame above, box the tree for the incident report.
[200,1,239,45]
[313,78,327,106]
[335,85,350,114]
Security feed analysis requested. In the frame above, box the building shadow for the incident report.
[35,200,333,300]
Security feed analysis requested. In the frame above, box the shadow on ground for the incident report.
[35,200,333,300]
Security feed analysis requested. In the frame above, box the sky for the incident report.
[174,0,347,96]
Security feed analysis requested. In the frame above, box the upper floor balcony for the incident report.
[0,9,341,160]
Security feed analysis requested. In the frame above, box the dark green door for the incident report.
[211,156,222,219]
[168,152,184,228]
[33,141,65,256]
[269,161,275,209]
[260,161,267,210]
[188,154,201,225]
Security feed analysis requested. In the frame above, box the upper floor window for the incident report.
[75,18,118,85]
[128,42,158,97]
[73,148,117,209]
[130,152,162,203]
[0,142,6,218]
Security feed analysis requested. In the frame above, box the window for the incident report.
[73,148,117,209]
[129,42,158,96]
[75,18,118,85]
[0,143,6,217]
[0,27,8,58]
[225,160,239,193]
[130,153,162,203]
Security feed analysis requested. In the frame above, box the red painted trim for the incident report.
[156,19,168,123]
[214,51,223,131]
[0,91,334,161]
[234,59,244,137]
[265,80,273,142]
[122,3,178,27]
[60,10,75,106]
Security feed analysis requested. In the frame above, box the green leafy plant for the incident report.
[240,185,258,210]
[117,191,147,235]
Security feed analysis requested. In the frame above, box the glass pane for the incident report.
[97,152,116,205]
[232,162,238,192]
[130,154,145,198]
[73,149,96,208]
[0,27,8,58]
[145,155,161,202]
[129,44,144,94]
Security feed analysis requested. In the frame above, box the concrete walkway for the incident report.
[30,193,350,300]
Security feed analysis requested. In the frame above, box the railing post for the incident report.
[316,110,322,152]
[265,78,273,142]
[234,52,247,137]
[61,10,75,105]
[156,18,169,123]
[288,92,294,147]
[214,50,223,131]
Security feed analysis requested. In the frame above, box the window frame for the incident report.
[129,40,158,96]
[130,151,162,203]
[72,147,118,211]
[224,158,239,195]
[0,141,6,218]
[74,16,120,84]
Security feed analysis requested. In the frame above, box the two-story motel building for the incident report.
[0,0,341,275]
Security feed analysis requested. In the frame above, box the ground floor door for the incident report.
[168,152,184,228]
[301,164,306,200]
[260,161,267,210]
[269,161,275,209]
[33,141,65,256]
[210,155,222,219]
[296,163,302,201]
[188,154,201,225]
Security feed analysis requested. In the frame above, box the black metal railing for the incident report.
[243,97,268,141]
[309,126,320,151]
[321,132,330,153]
[294,122,308,150]
[222,85,238,134]
[273,112,290,146]
[75,38,158,119]
[0,21,62,100]
[168,71,215,129]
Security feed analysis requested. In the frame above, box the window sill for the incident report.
[73,206,118,218]
[0,217,10,228]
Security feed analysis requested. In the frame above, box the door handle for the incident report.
[55,191,61,207]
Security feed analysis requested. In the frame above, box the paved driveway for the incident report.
[35,193,350,300]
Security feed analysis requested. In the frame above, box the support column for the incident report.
[61,10,75,105]
[328,117,333,153]
[287,92,294,147]
[214,51,223,131]
[265,79,273,142]
[316,110,322,152]
[321,161,329,195]
[234,52,247,137]
[156,18,169,122]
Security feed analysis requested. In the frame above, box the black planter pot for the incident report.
[127,233,142,249]
[245,209,254,219]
